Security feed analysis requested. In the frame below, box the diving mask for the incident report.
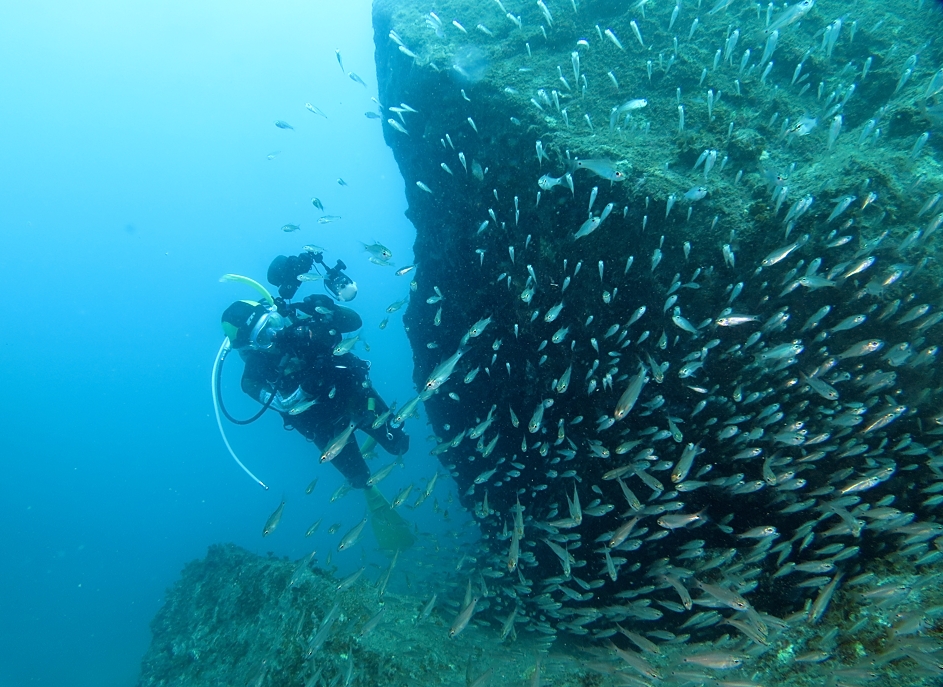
[248,309,287,350]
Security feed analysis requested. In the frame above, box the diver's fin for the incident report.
[364,486,415,553]
[360,434,378,455]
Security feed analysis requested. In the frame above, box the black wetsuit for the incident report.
[237,295,408,488]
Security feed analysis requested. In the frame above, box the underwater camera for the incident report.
[267,250,357,302]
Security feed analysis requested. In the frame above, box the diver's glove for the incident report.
[263,387,309,413]
[272,297,293,317]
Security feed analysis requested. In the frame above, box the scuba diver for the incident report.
[215,248,414,551]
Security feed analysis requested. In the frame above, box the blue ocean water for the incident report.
[0,2,438,684]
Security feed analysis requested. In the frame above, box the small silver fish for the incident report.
[320,423,357,463]
[715,315,759,326]
[361,241,393,260]
[766,0,815,35]
[684,186,708,202]
[388,119,409,135]
[574,216,602,239]
[538,174,566,190]
[262,499,286,536]
[332,335,360,356]
[619,98,648,111]
[574,158,626,182]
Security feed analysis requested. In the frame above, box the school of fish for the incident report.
[363,0,943,682]
[258,0,943,683]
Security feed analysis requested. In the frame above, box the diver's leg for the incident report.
[361,420,409,457]
[299,412,372,488]
[364,387,389,416]
[329,438,371,489]
[360,389,410,456]
[300,409,413,551]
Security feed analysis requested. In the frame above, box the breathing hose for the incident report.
[212,337,269,490]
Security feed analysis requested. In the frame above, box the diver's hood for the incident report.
[221,300,263,348]
[221,301,285,350]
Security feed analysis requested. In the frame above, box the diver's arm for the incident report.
[294,294,334,317]
[242,356,310,412]
[241,354,279,403]
[329,440,371,489]
[293,294,361,332]
[241,368,270,403]
[333,306,363,333]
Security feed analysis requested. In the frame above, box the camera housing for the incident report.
[267,251,357,302]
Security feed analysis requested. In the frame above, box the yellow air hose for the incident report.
[219,273,275,306]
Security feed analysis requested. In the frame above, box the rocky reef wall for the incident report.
[372,0,943,664]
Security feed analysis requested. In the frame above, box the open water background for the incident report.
[0,2,438,684]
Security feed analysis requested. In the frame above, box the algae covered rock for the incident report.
[372,0,943,660]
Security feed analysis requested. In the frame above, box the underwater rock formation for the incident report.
[136,544,595,686]
[373,0,943,672]
[137,543,943,685]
